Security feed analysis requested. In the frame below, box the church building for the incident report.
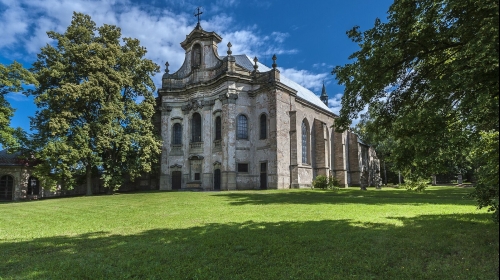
[155,23,381,190]
[0,22,381,201]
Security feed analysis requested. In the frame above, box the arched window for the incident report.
[27,176,40,196]
[259,114,267,139]
[192,113,202,142]
[0,175,14,200]
[237,115,248,139]
[302,120,309,164]
[215,116,222,140]
[172,123,182,145]
[192,44,202,68]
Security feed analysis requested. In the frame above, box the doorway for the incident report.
[214,169,221,190]
[171,171,181,190]
[260,162,267,190]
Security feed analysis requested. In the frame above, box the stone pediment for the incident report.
[180,25,222,51]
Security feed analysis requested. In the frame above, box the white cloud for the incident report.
[0,0,312,91]
[328,93,343,115]
[278,67,328,92]
[271,32,288,43]
[5,92,30,102]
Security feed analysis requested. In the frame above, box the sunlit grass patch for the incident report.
[0,187,497,279]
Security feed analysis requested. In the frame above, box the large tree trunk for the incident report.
[86,163,93,196]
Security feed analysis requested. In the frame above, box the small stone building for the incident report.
[0,150,40,200]
[155,24,381,190]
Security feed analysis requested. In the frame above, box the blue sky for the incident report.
[0,0,394,134]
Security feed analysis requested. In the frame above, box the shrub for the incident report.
[312,175,328,189]
[312,175,340,191]
[402,179,428,192]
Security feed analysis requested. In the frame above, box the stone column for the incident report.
[202,104,213,190]
[221,91,237,190]
[289,111,298,188]
[159,105,170,190]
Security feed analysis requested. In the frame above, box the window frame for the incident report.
[191,112,202,142]
[215,116,222,141]
[302,120,309,164]
[172,123,183,145]
[237,163,249,173]
[259,113,267,140]
[236,114,248,140]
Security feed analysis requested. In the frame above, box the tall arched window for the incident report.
[192,44,202,68]
[302,120,309,164]
[237,115,248,139]
[172,123,182,145]
[192,113,202,142]
[260,114,267,139]
[215,116,222,140]
[0,175,14,200]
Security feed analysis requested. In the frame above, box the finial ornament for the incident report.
[272,54,277,69]
[253,56,259,71]
[227,42,232,56]
[165,61,169,74]
[194,7,203,29]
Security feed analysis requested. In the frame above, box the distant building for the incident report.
[0,150,39,200]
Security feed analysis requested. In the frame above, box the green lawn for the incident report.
[0,187,498,279]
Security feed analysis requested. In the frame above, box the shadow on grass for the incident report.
[1,213,497,279]
[211,188,476,207]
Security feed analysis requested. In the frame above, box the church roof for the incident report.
[0,150,26,166]
[230,55,333,113]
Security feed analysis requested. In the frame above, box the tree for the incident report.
[332,0,498,220]
[0,62,37,149]
[30,12,161,195]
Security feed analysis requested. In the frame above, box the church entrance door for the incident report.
[171,171,181,190]
[214,169,221,190]
[260,162,267,190]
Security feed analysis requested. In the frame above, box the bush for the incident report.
[312,175,340,191]
[312,175,329,189]
[402,179,428,192]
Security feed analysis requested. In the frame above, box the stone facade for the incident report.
[156,25,381,191]
[0,25,382,200]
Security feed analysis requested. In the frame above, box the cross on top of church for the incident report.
[194,7,203,24]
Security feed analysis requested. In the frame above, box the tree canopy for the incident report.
[30,12,161,195]
[0,62,37,149]
[333,0,498,220]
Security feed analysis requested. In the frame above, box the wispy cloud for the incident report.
[278,68,328,92]
[0,0,322,91]
[5,92,30,102]
[328,93,344,115]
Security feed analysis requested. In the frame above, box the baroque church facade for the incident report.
[154,24,381,191]
[0,23,381,200]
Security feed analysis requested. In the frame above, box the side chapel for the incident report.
[154,23,381,191]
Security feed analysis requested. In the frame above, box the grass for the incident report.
[0,186,498,279]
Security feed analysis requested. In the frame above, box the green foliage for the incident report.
[29,12,161,194]
[312,175,340,191]
[0,61,37,149]
[312,175,329,189]
[402,178,429,192]
[328,175,341,191]
[333,0,498,219]
[469,131,499,223]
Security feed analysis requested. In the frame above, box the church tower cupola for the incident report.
[320,82,328,106]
